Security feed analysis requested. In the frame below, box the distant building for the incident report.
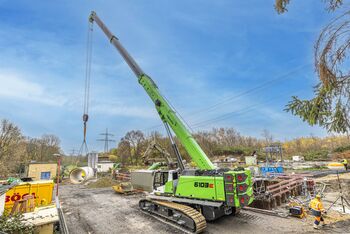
[96,161,114,173]
[27,163,57,180]
[98,154,110,162]
[292,156,305,162]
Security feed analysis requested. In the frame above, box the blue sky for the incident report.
[0,1,335,153]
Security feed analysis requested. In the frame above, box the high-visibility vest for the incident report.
[309,198,324,216]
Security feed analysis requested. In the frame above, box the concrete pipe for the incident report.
[70,167,94,184]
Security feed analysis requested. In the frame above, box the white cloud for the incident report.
[0,70,67,106]
[0,69,159,120]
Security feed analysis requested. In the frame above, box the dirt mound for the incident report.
[86,177,119,188]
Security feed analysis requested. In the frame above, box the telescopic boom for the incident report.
[89,11,215,170]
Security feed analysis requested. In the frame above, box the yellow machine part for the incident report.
[288,201,307,219]
[112,182,133,194]
[5,180,54,211]
[328,162,344,167]
[327,162,345,170]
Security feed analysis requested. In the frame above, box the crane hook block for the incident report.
[83,114,89,122]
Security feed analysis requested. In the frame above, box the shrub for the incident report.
[213,146,252,156]
[333,144,350,153]
[303,150,329,161]
[0,213,34,234]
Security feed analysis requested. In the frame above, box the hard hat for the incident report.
[316,194,321,199]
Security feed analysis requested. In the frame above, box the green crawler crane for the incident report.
[89,11,254,233]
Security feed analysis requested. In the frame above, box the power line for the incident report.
[187,63,311,122]
[140,63,311,133]
[191,87,309,129]
[70,149,77,156]
[191,98,276,128]
[97,128,116,153]
[162,93,195,133]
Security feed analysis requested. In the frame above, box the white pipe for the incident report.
[69,167,94,184]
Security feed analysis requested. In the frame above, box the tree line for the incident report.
[1,117,348,177]
[0,119,61,178]
[110,127,349,166]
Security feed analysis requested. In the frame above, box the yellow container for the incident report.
[4,180,54,211]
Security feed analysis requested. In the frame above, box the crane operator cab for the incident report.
[153,170,179,194]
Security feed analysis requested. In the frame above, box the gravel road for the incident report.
[60,184,349,234]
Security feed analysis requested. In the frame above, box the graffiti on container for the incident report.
[5,193,37,203]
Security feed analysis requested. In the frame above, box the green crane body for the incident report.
[139,75,215,170]
[89,11,253,221]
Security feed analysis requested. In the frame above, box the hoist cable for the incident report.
[79,21,94,156]
[78,141,89,156]
[83,22,93,115]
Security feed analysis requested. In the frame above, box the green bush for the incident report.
[63,165,77,177]
[0,213,34,234]
[303,150,329,161]
[213,146,252,156]
[333,144,350,153]
[52,174,63,183]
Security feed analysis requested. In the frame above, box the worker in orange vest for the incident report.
[309,194,326,229]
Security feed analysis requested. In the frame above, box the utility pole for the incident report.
[69,149,76,164]
[97,128,115,153]
[53,153,61,198]
[70,149,77,156]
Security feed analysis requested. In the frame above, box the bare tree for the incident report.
[261,129,274,145]
[121,130,145,164]
[0,119,23,160]
[0,120,24,176]
[0,119,63,177]
[26,138,41,161]
[38,134,61,161]
[117,140,131,164]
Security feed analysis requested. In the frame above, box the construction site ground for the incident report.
[60,183,350,234]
